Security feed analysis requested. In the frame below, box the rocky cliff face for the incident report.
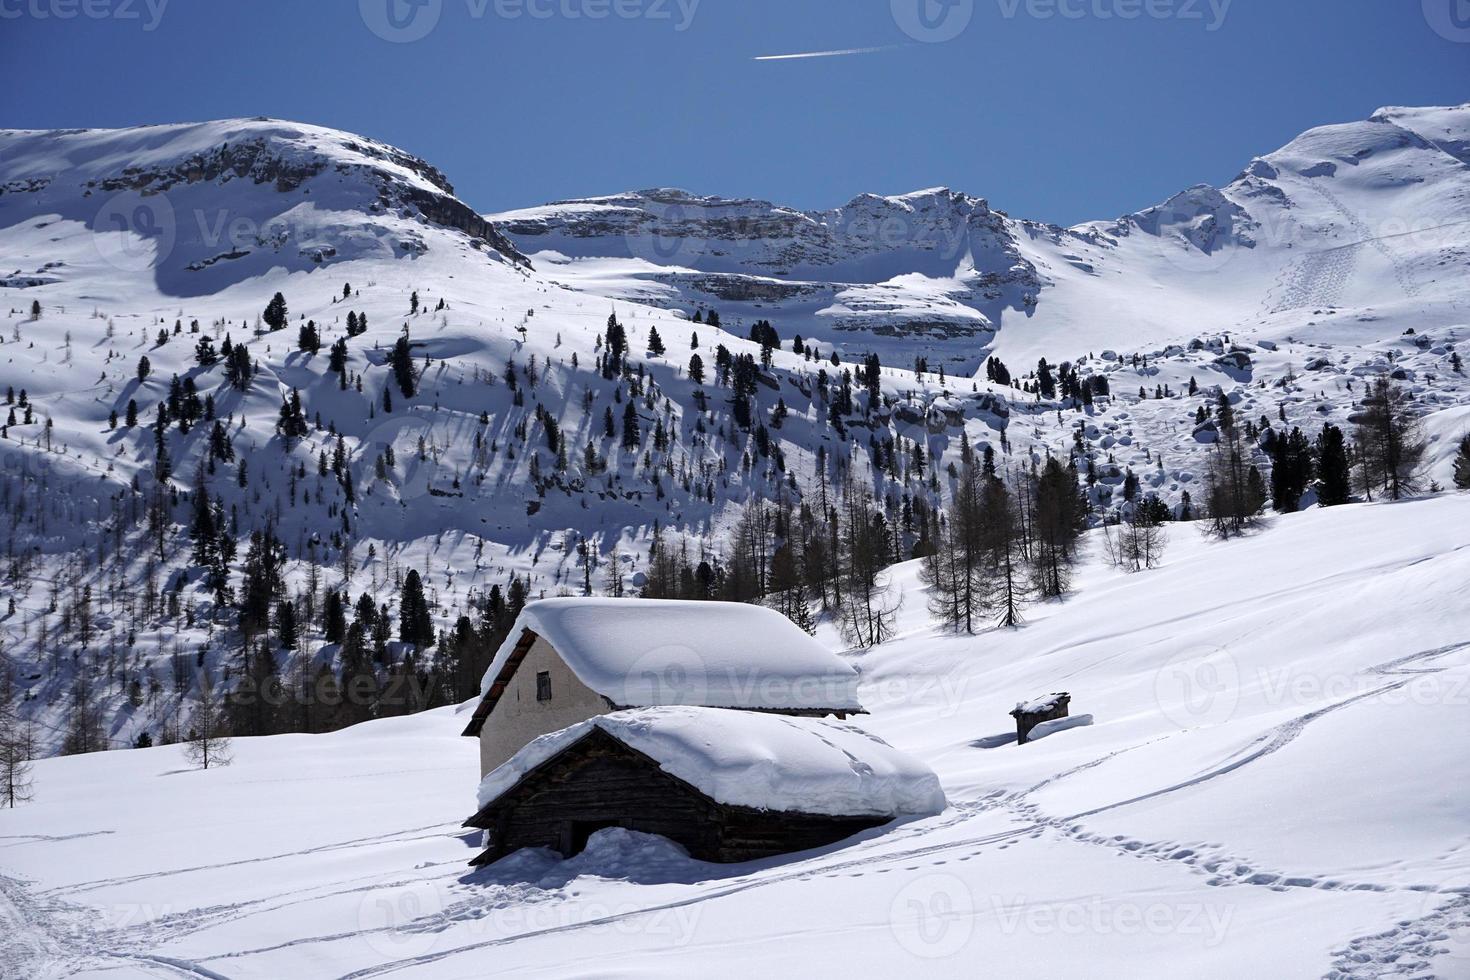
[490,187,1040,373]
[486,104,1470,371]
[493,186,1032,280]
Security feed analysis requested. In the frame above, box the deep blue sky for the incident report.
[2,0,1465,224]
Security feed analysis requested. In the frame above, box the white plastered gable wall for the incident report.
[479,635,611,777]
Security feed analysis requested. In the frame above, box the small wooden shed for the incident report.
[1010,692,1071,745]
[463,706,945,866]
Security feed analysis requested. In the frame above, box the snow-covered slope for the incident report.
[487,104,1470,372]
[1004,103,1470,368]
[3,496,1468,978]
[1,107,1468,768]
[0,117,527,299]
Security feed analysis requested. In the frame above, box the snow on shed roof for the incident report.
[471,598,864,719]
[1012,692,1070,716]
[475,706,947,818]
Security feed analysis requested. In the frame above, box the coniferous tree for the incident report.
[324,590,347,644]
[399,569,434,650]
[1315,423,1352,506]
[208,419,235,463]
[391,335,417,398]
[983,475,1031,627]
[276,389,309,445]
[277,600,299,650]
[835,489,898,647]
[224,338,253,390]
[263,292,288,332]
[1216,390,1235,435]
[238,526,286,638]
[767,535,815,634]
[0,679,34,808]
[723,500,773,603]
[0,722,33,808]
[297,320,321,354]
[189,466,218,567]
[328,338,349,375]
[1032,457,1086,597]
[1452,433,1470,491]
[1106,499,1168,572]
[621,401,641,450]
[1268,426,1314,513]
[647,326,665,357]
[60,676,105,756]
[921,518,969,633]
[1036,359,1056,399]
[922,442,988,633]
[603,313,628,380]
[337,622,378,726]
[1353,376,1428,501]
[1203,395,1265,538]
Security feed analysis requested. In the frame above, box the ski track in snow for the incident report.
[1300,181,1423,303]
[39,821,465,900]
[8,511,1470,976]
[1258,188,1470,316]
[28,638,1454,979]
[1268,243,1362,314]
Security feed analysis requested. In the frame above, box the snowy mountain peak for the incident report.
[1114,183,1258,255]
[0,117,457,198]
[484,103,1470,371]
[0,117,528,299]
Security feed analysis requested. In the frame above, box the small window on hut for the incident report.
[536,671,552,702]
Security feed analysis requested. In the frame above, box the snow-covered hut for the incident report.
[461,598,866,776]
[463,706,946,864]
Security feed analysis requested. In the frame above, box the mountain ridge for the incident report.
[0,102,1467,762]
[481,102,1470,370]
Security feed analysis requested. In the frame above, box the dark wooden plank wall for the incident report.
[468,729,889,864]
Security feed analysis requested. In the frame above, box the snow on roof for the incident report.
[1012,692,1070,716]
[475,706,947,818]
[475,598,864,713]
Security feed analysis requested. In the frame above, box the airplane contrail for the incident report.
[752,46,896,61]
